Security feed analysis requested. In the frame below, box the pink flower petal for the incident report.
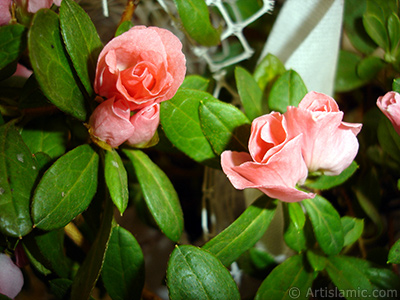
[377,91,400,136]
[0,253,24,299]
[126,103,160,146]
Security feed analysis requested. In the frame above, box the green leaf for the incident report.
[0,123,37,237]
[173,0,220,46]
[166,245,240,300]
[388,238,400,264]
[160,89,218,166]
[335,50,368,92]
[20,115,69,159]
[253,53,286,92]
[235,66,265,120]
[0,24,27,70]
[363,14,389,51]
[341,216,364,247]
[28,9,87,121]
[357,56,385,80]
[302,195,344,256]
[59,0,103,97]
[268,70,307,113]
[180,75,210,91]
[255,254,316,300]
[377,115,400,162]
[393,78,400,93]
[199,99,250,155]
[306,161,359,190]
[104,149,129,215]
[306,249,327,272]
[23,229,70,278]
[71,196,113,300]
[283,202,308,252]
[115,20,133,37]
[203,196,277,266]
[123,149,184,242]
[32,144,99,230]
[49,278,72,300]
[326,256,377,300]
[102,226,144,300]
[387,13,400,59]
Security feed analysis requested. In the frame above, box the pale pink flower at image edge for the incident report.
[376,91,400,136]
[0,0,11,25]
[221,112,315,203]
[0,253,24,299]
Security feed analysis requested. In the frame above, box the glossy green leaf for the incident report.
[393,78,400,93]
[306,161,358,190]
[23,229,70,278]
[387,13,400,60]
[180,75,210,91]
[167,245,240,300]
[254,53,286,92]
[335,50,367,92]
[326,256,377,300]
[199,99,250,155]
[115,20,133,37]
[235,66,264,120]
[203,196,277,266]
[59,0,103,97]
[268,70,307,113]
[302,195,344,256]
[0,24,27,70]
[173,0,220,46]
[377,116,400,163]
[71,196,113,300]
[123,149,183,242]
[388,238,400,264]
[255,254,316,300]
[160,89,218,166]
[363,14,389,51]
[342,216,364,247]
[343,0,377,54]
[32,144,99,230]
[102,226,145,300]
[0,123,37,237]
[357,56,385,80]
[306,249,327,272]
[28,9,87,121]
[20,115,69,159]
[104,149,129,215]
[283,202,308,252]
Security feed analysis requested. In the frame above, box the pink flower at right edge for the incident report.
[221,112,315,203]
[284,91,362,176]
[89,98,160,148]
[0,253,24,299]
[376,91,400,136]
[0,0,11,25]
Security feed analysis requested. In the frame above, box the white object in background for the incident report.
[259,0,344,96]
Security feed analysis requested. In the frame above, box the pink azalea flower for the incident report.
[377,91,400,136]
[0,253,24,299]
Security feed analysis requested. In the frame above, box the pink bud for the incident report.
[377,91,400,136]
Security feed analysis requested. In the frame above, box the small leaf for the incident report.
[306,249,327,272]
[203,195,277,266]
[357,56,385,80]
[20,115,69,159]
[166,245,240,300]
[326,256,377,300]
[235,66,265,120]
[71,196,113,300]
[268,70,307,113]
[388,238,400,264]
[302,195,344,256]
[283,202,308,252]
[199,99,250,155]
[102,226,144,300]
[341,216,364,247]
[253,53,286,92]
[387,13,400,59]
[115,20,133,37]
[377,115,400,163]
[363,14,389,51]
[173,0,220,46]
[255,254,316,300]
[180,75,210,91]
[306,161,359,190]
[393,78,400,93]
[123,149,184,242]
[160,89,218,166]
[28,9,87,121]
[0,123,37,237]
[0,24,27,70]
[104,149,129,215]
[32,144,99,230]
[59,0,103,97]
[335,50,367,92]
